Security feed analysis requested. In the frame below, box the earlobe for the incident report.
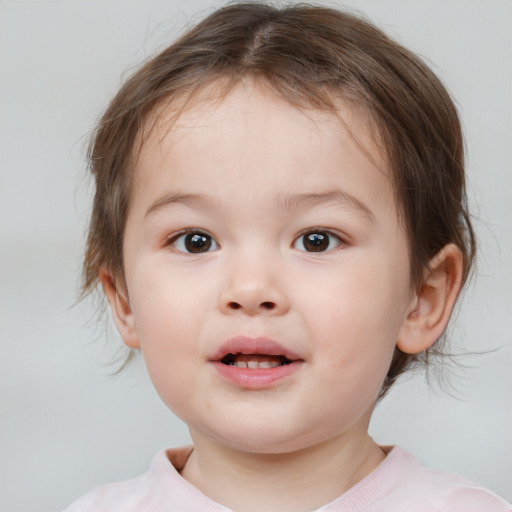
[397,244,464,354]
[100,267,141,349]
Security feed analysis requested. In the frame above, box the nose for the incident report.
[218,259,290,316]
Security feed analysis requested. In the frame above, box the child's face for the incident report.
[113,83,416,454]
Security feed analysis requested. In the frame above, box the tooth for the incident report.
[235,361,248,368]
[247,360,259,369]
[259,361,271,369]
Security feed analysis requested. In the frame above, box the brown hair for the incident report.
[82,2,475,396]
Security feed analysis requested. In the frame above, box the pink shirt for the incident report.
[64,445,511,511]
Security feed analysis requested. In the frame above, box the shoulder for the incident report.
[63,446,196,512]
[376,446,512,512]
[63,475,147,512]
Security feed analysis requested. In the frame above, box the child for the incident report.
[65,2,511,511]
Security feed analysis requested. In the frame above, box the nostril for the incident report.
[224,300,278,312]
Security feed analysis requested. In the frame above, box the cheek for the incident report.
[300,259,408,385]
[307,272,406,345]
[128,276,202,386]
[134,309,203,419]
[129,256,209,337]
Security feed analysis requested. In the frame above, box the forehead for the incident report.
[138,79,385,163]
[130,81,395,220]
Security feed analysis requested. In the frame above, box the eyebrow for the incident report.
[145,193,215,218]
[277,190,375,222]
[145,189,375,222]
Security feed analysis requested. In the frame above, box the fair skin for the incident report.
[102,82,463,512]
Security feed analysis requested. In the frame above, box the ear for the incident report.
[100,267,140,349]
[397,244,464,354]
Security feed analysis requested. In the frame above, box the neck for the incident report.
[180,431,385,512]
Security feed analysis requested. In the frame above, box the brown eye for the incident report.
[185,233,211,253]
[294,231,341,252]
[171,231,219,253]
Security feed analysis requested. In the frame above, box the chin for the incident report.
[198,417,330,455]
[220,436,309,455]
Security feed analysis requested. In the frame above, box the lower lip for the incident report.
[210,361,303,389]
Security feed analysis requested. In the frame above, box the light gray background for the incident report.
[1,1,511,510]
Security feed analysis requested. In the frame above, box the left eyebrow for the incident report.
[277,190,375,222]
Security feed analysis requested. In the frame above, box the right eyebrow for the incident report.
[144,192,212,219]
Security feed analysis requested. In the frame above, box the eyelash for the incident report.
[165,228,345,254]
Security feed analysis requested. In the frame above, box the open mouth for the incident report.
[211,338,302,388]
[220,353,293,369]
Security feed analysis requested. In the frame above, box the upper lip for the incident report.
[209,336,303,362]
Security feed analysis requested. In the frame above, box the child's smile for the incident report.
[109,81,416,456]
